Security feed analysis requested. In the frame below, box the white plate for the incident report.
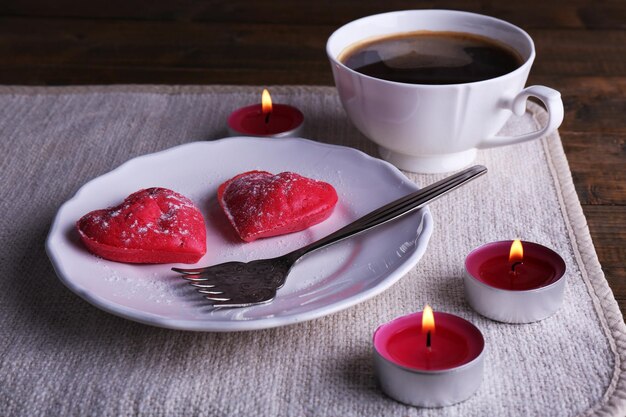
[46,138,433,331]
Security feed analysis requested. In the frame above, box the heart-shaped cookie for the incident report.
[77,187,206,264]
[218,171,338,242]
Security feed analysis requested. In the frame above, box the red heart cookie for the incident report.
[218,171,338,242]
[77,188,206,264]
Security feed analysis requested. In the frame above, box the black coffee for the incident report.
[340,31,523,85]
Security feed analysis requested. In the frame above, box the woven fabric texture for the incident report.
[0,85,624,417]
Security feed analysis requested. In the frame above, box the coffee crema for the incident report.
[339,31,524,85]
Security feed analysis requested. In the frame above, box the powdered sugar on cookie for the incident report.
[217,171,338,242]
[77,187,206,264]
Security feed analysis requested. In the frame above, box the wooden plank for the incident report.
[0,66,326,86]
[583,207,626,316]
[606,267,626,318]
[618,301,626,319]
[562,132,626,205]
[605,267,626,298]
[578,4,626,30]
[0,19,331,70]
[571,169,626,207]
[0,18,625,84]
[584,206,626,266]
[1,0,624,30]
[528,30,626,77]
[529,76,626,134]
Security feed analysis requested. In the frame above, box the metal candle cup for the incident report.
[464,240,567,323]
[373,311,485,407]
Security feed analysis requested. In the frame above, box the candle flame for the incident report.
[509,239,524,263]
[422,305,435,334]
[261,89,272,114]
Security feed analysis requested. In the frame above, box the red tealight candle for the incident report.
[373,306,485,407]
[227,89,304,137]
[375,307,484,371]
[464,240,567,323]
[471,239,563,290]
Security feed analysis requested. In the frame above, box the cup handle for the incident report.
[477,85,564,149]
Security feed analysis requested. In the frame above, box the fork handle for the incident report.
[287,165,487,261]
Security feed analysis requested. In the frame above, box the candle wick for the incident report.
[426,330,431,351]
[265,111,271,124]
[511,261,522,273]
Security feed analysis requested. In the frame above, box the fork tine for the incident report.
[182,275,210,282]
[208,302,247,308]
[207,300,256,308]
[189,282,216,288]
[196,289,223,295]
[204,296,231,302]
[172,267,209,275]
[207,297,275,308]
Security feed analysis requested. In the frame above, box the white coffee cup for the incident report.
[326,10,564,173]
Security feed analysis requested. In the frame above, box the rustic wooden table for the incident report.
[1,1,624,315]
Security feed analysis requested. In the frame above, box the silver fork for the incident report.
[172,165,487,308]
